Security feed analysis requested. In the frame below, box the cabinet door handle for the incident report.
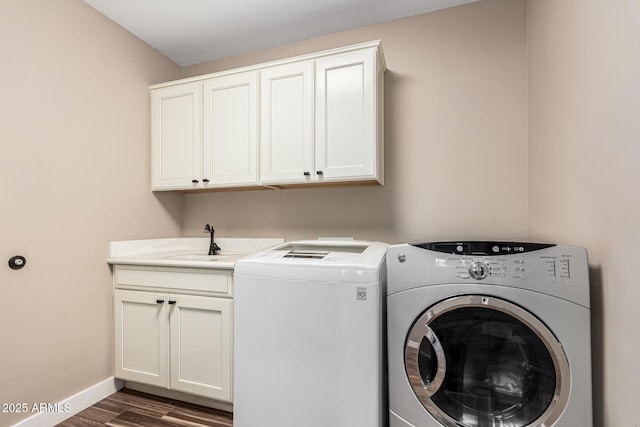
[316,171,324,175]
[203,178,210,183]
[303,171,310,176]
[156,299,165,304]
[192,179,199,184]
[168,300,177,305]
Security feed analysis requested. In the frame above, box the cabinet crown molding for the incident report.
[150,40,385,89]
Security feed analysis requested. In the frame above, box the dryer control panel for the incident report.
[387,241,590,308]
[428,254,573,284]
[413,241,556,255]
[411,241,569,281]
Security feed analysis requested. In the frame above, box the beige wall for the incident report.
[13,0,635,425]
[0,1,182,425]
[528,0,640,425]
[180,0,529,244]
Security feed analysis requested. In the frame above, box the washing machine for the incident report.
[233,239,388,427]
[387,241,592,427]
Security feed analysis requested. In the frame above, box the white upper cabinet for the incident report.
[203,72,258,187]
[151,83,202,190]
[315,48,383,184]
[151,41,385,191]
[151,73,259,191]
[260,61,314,185]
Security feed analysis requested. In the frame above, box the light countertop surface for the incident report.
[107,237,285,270]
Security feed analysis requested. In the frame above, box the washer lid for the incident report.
[263,241,367,262]
[234,240,388,282]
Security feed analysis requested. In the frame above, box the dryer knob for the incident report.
[469,261,489,280]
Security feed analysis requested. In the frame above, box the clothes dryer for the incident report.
[387,241,592,427]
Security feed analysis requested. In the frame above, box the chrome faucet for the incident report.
[204,224,221,255]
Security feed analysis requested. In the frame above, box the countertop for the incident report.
[107,237,285,270]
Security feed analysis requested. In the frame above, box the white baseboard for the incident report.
[12,377,124,427]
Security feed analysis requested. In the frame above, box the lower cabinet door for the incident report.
[169,294,233,401]
[114,290,169,387]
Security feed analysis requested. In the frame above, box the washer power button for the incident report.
[468,261,489,280]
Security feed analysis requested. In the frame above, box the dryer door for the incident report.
[405,295,570,427]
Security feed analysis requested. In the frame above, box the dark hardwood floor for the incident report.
[56,389,233,427]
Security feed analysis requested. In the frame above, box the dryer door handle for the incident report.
[405,324,447,400]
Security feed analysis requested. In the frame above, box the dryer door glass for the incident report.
[405,295,570,427]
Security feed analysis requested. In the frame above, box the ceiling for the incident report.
[82,0,480,66]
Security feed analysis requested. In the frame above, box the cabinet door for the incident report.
[203,72,258,187]
[169,294,233,402]
[315,49,381,182]
[114,290,169,387]
[151,82,202,190]
[260,61,314,184]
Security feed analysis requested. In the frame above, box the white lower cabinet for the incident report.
[114,290,168,388]
[170,293,232,400]
[114,289,233,402]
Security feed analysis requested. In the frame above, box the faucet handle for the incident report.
[204,224,213,233]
